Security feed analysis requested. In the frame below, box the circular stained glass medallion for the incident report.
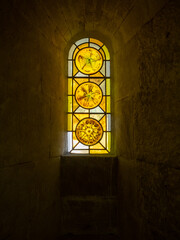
[75,118,103,146]
[75,82,103,109]
[75,47,103,74]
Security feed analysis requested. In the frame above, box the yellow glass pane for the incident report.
[74,114,89,120]
[102,45,110,60]
[99,96,105,111]
[75,78,88,85]
[68,96,72,112]
[100,115,106,131]
[73,48,79,59]
[107,96,111,113]
[78,43,88,49]
[73,132,79,147]
[73,61,78,76]
[75,48,103,75]
[90,78,104,85]
[68,78,72,95]
[90,143,104,150]
[75,118,103,146]
[90,150,108,154]
[73,80,79,95]
[67,114,72,131]
[75,82,103,109]
[73,96,79,112]
[90,71,104,77]
[90,38,103,47]
[73,116,79,131]
[106,79,110,95]
[107,132,111,152]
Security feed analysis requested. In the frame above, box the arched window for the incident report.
[67,38,111,154]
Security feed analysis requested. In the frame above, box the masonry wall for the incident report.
[0,1,66,239]
[115,1,180,239]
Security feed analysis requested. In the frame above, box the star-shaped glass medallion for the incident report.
[75,47,103,74]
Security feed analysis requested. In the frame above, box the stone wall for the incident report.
[115,0,180,239]
[0,1,66,239]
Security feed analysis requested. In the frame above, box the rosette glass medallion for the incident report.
[75,48,103,74]
[75,82,103,109]
[67,38,111,154]
[76,118,103,146]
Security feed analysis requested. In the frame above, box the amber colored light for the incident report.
[75,118,103,146]
[75,47,103,74]
[68,39,111,154]
[75,82,102,109]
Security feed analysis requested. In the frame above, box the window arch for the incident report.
[67,38,111,154]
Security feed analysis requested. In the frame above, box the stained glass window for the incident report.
[67,38,111,154]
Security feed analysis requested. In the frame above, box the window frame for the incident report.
[67,37,112,155]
